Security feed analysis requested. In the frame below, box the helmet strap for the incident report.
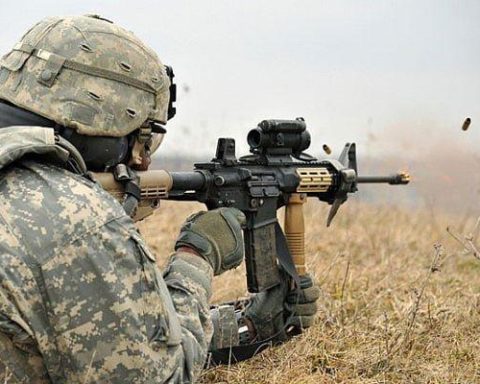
[129,126,153,170]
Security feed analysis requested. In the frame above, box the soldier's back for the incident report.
[0,160,178,383]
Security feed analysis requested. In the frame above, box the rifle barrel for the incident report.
[357,172,410,185]
[170,171,206,191]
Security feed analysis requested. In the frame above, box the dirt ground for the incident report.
[137,200,480,384]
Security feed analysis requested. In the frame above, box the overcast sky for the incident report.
[1,0,479,158]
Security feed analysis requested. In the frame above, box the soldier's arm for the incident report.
[162,251,214,379]
[163,208,246,378]
[207,270,321,365]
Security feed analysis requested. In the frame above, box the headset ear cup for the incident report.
[165,65,176,120]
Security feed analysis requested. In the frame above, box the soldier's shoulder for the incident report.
[0,161,129,259]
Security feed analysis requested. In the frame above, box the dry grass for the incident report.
[137,200,480,384]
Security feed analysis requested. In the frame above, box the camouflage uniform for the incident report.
[0,126,214,383]
[0,14,320,383]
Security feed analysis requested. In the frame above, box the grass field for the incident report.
[138,200,480,384]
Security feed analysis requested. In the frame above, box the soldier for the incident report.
[0,15,320,383]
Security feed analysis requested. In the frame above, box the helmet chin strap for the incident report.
[128,126,154,171]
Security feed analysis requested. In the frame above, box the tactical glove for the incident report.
[175,208,246,275]
[245,271,320,342]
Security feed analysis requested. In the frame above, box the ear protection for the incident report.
[57,127,130,171]
[165,65,176,120]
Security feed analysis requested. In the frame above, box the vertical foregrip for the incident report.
[284,193,307,276]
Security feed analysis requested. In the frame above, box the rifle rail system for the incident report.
[94,118,410,293]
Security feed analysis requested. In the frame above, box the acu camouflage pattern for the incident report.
[0,15,170,137]
[0,126,214,383]
[210,305,240,350]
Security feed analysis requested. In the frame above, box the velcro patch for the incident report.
[67,102,97,126]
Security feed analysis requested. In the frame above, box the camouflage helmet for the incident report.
[0,15,172,137]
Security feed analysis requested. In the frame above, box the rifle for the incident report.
[93,118,409,293]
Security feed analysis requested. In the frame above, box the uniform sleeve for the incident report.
[162,251,214,379]
[0,213,212,384]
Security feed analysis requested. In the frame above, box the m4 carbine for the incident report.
[94,118,409,293]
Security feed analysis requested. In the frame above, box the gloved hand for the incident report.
[175,207,246,275]
[245,270,320,342]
